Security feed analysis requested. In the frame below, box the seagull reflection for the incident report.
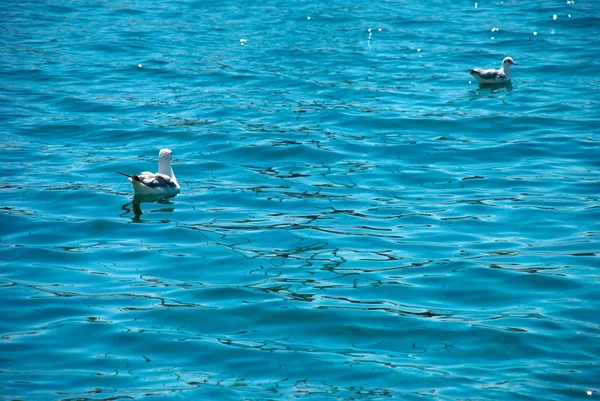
[120,194,177,222]
[469,81,513,103]
[477,81,513,91]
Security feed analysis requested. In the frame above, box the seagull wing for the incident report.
[138,172,176,188]
[470,68,506,81]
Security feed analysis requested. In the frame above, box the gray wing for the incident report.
[470,68,505,81]
[138,173,176,188]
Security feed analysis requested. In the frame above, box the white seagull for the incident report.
[117,148,180,196]
[469,57,518,84]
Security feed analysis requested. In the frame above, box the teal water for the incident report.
[1,0,600,399]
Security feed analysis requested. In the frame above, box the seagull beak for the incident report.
[513,61,518,65]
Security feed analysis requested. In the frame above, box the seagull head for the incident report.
[158,148,175,177]
[503,57,518,66]
[159,148,173,162]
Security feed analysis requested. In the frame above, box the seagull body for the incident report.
[118,148,180,196]
[469,57,518,84]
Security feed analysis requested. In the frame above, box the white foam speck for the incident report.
[553,14,557,20]
[240,38,247,46]
[587,391,592,396]
[474,2,478,8]
[378,28,382,31]
[568,13,571,17]
[491,37,495,40]
[417,48,421,52]
[307,16,310,20]
[137,64,142,68]
[533,31,538,35]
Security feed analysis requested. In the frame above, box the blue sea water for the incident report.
[1,0,600,399]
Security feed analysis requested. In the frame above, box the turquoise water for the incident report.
[1,0,600,399]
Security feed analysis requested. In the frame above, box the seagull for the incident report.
[469,57,518,84]
[116,148,180,196]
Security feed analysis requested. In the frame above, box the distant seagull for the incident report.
[469,57,518,84]
[117,148,180,196]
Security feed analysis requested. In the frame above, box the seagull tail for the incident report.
[115,171,142,182]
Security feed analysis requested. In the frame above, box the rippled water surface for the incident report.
[1,0,600,400]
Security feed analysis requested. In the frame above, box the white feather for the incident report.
[126,148,180,196]
[469,57,517,84]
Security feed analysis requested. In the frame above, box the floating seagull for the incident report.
[469,57,518,84]
[117,148,180,196]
